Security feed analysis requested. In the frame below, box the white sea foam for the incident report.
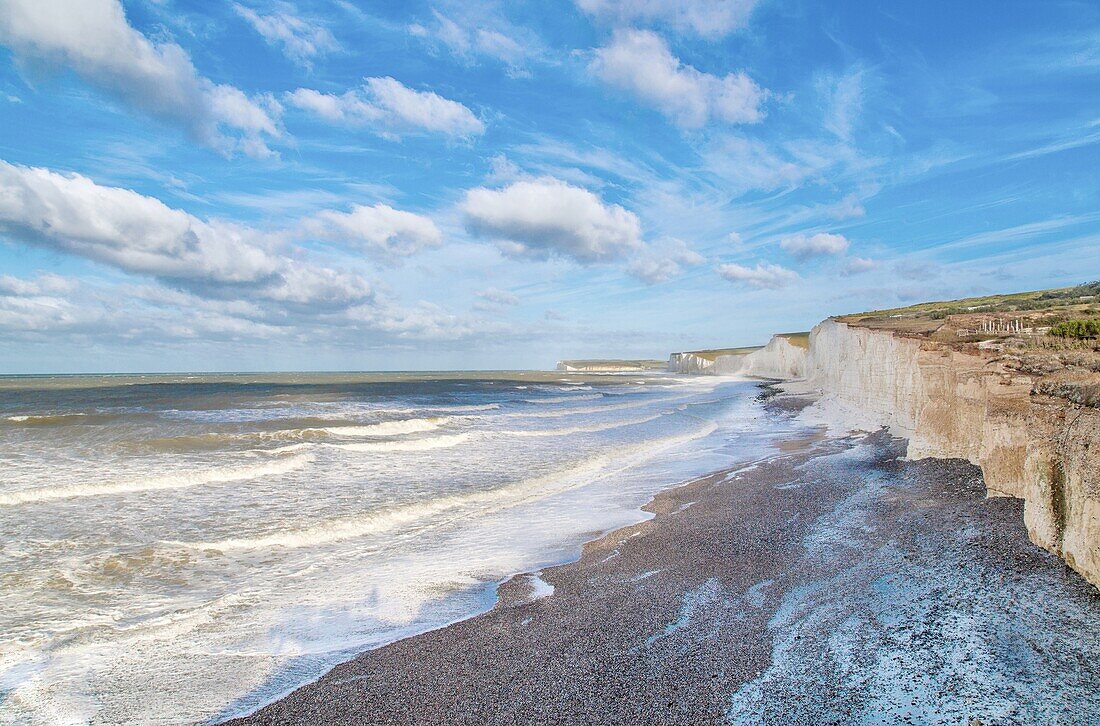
[497,413,665,437]
[0,454,310,506]
[320,418,446,437]
[506,395,687,419]
[191,422,717,552]
[1,373,765,725]
[330,433,471,453]
[523,393,604,404]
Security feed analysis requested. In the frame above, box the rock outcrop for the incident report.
[795,319,1099,587]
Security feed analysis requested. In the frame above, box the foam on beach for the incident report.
[0,372,776,724]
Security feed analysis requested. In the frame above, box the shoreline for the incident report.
[214,384,806,723]
[229,390,1100,724]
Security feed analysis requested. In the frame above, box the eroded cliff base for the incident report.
[231,426,1100,726]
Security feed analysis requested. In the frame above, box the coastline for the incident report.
[228,389,1100,724]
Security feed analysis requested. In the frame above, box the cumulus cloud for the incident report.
[303,204,443,264]
[0,0,282,157]
[717,262,798,289]
[590,29,765,127]
[0,160,371,308]
[842,256,878,276]
[462,178,643,264]
[628,238,704,284]
[779,232,850,260]
[287,77,484,138]
[234,3,338,67]
[576,0,759,38]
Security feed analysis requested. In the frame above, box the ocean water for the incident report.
[0,371,794,724]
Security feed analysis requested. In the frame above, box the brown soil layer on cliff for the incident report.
[229,422,1100,724]
[837,282,1100,408]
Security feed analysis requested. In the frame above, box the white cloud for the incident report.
[717,262,799,289]
[827,193,866,220]
[475,288,521,306]
[705,135,825,193]
[234,3,338,67]
[0,272,76,297]
[590,30,765,128]
[779,232,850,260]
[820,67,865,141]
[409,10,533,75]
[576,0,759,38]
[0,160,371,308]
[287,77,484,138]
[0,0,282,157]
[628,238,704,284]
[462,178,643,263]
[303,204,443,264]
[842,256,877,276]
[0,274,109,334]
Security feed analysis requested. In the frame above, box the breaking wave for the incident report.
[187,421,717,552]
[319,418,446,437]
[0,454,310,506]
[329,433,471,453]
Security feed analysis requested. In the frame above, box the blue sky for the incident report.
[0,0,1097,372]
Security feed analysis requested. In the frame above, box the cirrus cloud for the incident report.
[576,0,760,38]
[234,3,339,68]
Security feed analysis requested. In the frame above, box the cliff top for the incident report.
[838,281,1100,407]
[678,346,763,361]
[557,359,666,372]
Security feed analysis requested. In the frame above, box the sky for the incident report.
[0,0,1098,373]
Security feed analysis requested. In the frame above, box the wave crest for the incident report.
[0,454,310,506]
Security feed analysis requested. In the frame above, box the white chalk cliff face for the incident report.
[668,320,1098,587]
[795,320,1099,588]
[667,352,717,374]
[738,336,807,379]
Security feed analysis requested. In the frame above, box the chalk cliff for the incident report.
[667,352,717,374]
[738,335,808,379]
[668,337,806,377]
[793,319,1099,587]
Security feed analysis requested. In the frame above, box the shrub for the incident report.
[1049,319,1100,338]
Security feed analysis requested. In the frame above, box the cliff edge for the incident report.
[797,318,1099,588]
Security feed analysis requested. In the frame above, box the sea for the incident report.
[0,371,798,724]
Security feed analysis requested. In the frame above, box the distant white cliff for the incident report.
[668,336,807,378]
